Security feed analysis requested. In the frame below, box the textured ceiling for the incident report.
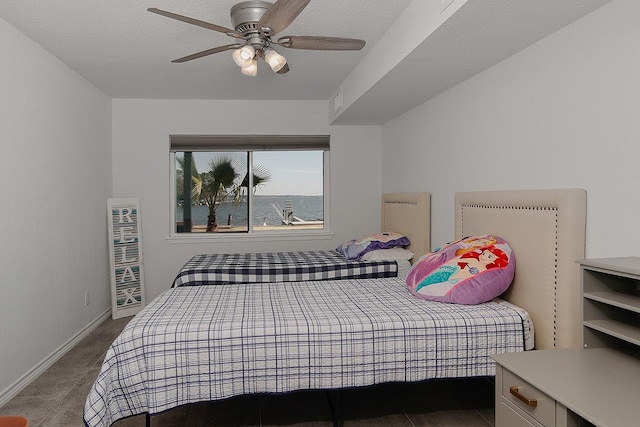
[0,0,613,124]
[0,0,413,100]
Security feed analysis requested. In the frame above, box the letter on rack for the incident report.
[107,198,146,319]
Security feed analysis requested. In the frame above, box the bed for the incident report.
[172,193,431,286]
[84,188,586,427]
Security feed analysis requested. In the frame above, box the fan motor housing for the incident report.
[230,1,273,35]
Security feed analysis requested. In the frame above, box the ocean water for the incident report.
[176,195,323,228]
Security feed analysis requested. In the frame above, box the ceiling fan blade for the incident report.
[278,36,366,51]
[171,44,239,63]
[258,0,311,35]
[148,8,239,36]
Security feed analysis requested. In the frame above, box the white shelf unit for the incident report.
[580,257,640,349]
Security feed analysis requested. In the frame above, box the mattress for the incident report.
[172,250,399,287]
[84,277,531,427]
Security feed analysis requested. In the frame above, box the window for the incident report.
[171,135,329,235]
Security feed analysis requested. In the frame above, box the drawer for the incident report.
[499,401,540,427]
[501,368,555,427]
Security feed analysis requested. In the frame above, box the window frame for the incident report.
[167,134,332,243]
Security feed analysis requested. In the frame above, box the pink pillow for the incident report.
[406,235,515,305]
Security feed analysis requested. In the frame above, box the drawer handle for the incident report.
[509,386,538,407]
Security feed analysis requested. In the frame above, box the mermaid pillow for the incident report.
[406,235,515,305]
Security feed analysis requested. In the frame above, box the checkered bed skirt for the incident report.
[84,278,530,427]
[172,250,398,287]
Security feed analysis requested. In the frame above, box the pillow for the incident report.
[336,232,410,260]
[406,235,515,305]
[360,247,414,262]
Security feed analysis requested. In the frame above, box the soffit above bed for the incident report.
[330,0,612,125]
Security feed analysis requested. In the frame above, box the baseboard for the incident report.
[0,308,111,408]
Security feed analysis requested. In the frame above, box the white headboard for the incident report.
[382,193,431,260]
[454,189,586,350]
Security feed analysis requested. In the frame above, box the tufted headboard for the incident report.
[382,193,431,260]
[454,189,586,350]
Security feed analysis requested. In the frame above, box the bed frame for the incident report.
[454,188,587,349]
[382,192,431,259]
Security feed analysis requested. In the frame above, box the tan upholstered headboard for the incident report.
[382,193,431,259]
[454,189,586,350]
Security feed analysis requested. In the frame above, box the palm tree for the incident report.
[199,156,270,231]
[235,163,271,202]
[199,156,237,231]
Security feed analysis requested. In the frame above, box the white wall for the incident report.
[0,18,112,400]
[381,0,640,257]
[112,99,383,300]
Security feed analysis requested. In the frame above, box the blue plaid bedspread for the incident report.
[84,278,529,427]
[172,250,398,287]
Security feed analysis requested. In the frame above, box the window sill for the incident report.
[166,229,334,244]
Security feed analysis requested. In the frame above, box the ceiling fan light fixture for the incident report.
[232,45,256,68]
[241,58,258,76]
[150,2,366,75]
[263,47,287,73]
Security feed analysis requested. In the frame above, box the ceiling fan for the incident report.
[148,0,366,76]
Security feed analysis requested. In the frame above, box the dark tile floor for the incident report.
[0,316,495,426]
